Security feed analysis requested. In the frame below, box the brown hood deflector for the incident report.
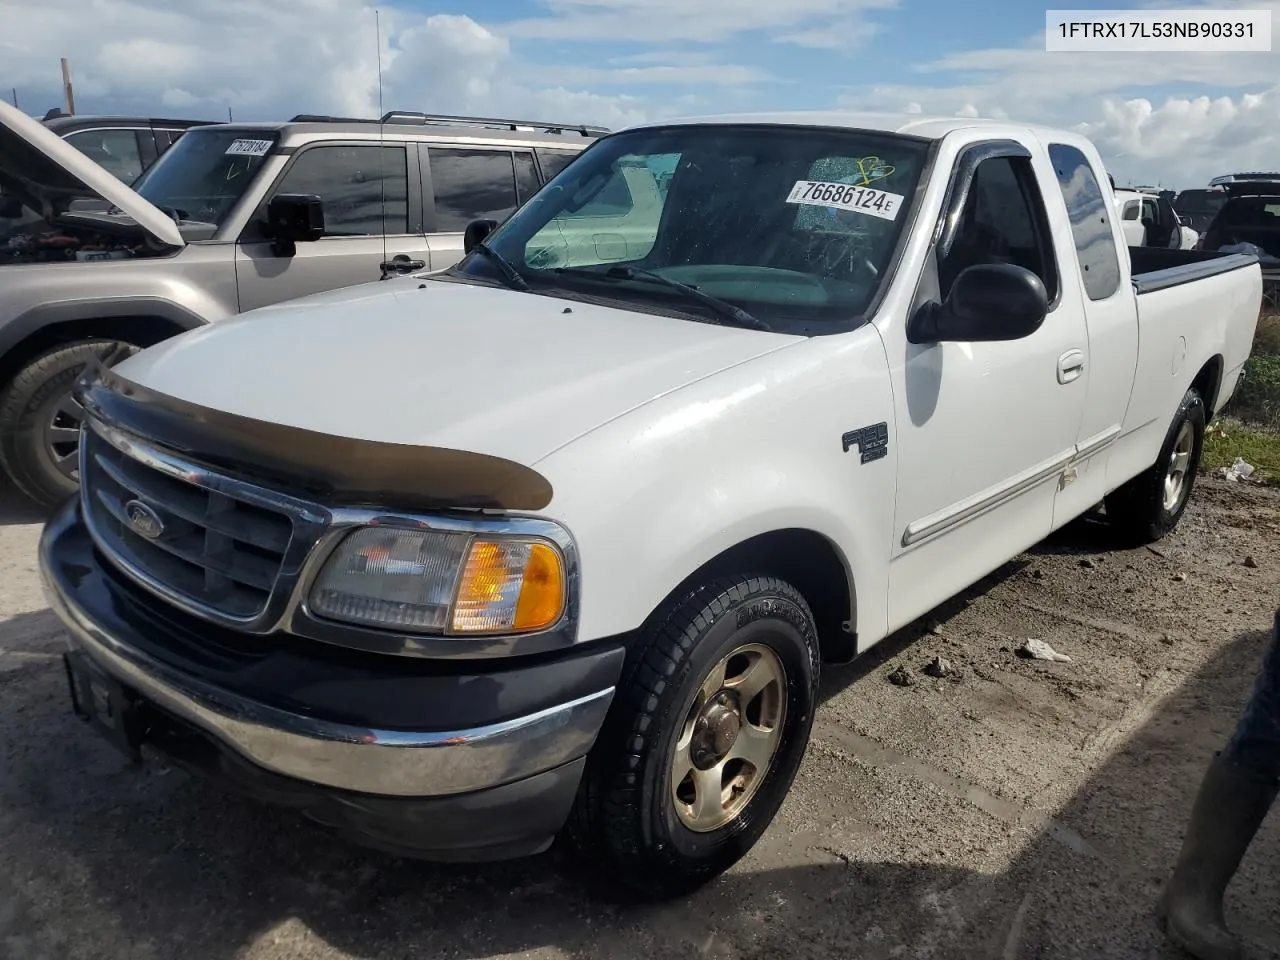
[75,364,554,511]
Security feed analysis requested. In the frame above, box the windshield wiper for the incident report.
[471,241,529,292]
[553,266,771,332]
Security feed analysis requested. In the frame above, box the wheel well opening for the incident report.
[0,316,186,392]
[1191,355,1224,417]
[665,529,856,664]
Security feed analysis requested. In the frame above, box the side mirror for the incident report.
[463,218,498,255]
[910,263,1048,344]
[267,193,324,255]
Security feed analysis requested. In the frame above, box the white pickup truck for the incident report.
[40,112,1262,899]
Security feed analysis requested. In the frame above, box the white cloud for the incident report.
[502,0,898,46]
[4,0,646,128]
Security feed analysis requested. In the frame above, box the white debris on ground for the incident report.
[1221,457,1256,482]
[1017,638,1073,663]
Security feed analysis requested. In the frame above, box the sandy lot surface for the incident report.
[2,474,1279,960]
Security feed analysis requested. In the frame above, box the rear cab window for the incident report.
[1047,143,1121,301]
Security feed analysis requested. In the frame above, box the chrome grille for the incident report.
[82,423,300,621]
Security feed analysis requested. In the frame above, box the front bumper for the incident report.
[39,500,619,861]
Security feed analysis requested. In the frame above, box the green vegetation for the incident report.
[1203,310,1280,483]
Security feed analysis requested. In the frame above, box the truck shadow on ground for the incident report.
[3,589,1278,959]
[0,480,50,527]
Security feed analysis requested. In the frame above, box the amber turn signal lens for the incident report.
[451,538,565,634]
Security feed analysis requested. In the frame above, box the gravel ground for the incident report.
[2,475,1279,960]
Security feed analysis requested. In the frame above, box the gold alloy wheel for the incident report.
[670,642,788,833]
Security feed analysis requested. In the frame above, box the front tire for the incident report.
[570,575,820,899]
[0,340,140,508]
[1105,387,1206,544]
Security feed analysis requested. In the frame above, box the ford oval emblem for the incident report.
[124,499,165,540]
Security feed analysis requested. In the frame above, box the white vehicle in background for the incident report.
[1114,188,1199,249]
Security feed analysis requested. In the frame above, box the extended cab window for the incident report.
[429,148,518,232]
[939,155,1059,303]
[1048,143,1121,301]
[456,124,930,333]
[272,145,408,236]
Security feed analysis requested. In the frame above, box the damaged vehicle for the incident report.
[40,112,1262,898]
[0,100,602,507]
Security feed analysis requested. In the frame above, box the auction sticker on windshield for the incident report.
[786,180,904,221]
[225,139,273,157]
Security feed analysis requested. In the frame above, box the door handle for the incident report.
[379,255,427,278]
[1057,349,1085,384]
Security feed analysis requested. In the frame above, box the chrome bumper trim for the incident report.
[41,563,613,799]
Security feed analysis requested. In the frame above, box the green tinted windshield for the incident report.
[131,128,278,227]
[456,124,931,333]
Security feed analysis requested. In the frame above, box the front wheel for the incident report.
[1105,387,1206,544]
[0,340,140,508]
[569,575,820,899]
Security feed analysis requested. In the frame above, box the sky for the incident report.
[3,0,1278,189]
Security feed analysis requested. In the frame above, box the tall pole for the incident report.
[60,57,75,114]
[10,88,17,109]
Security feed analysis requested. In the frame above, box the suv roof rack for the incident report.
[1209,172,1280,186]
[286,111,609,137]
[379,111,609,136]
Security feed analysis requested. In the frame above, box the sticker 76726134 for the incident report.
[786,180,904,221]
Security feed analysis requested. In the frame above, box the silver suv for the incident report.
[0,102,604,506]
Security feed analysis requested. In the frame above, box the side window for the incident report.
[428,148,517,233]
[938,155,1058,302]
[64,129,144,183]
[536,149,578,182]
[513,151,541,204]
[1047,142,1122,301]
[1122,202,1140,221]
[271,145,408,236]
[155,129,185,153]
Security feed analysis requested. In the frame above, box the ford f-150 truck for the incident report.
[39,112,1262,899]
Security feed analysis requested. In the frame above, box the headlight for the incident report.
[308,526,567,636]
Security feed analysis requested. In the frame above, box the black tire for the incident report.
[1105,387,1206,544]
[0,340,139,509]
[569,575,821,899]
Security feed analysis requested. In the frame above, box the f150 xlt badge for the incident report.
[124,499,165,540]
[842,423,889,464]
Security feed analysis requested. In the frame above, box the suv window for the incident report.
[272,145,408,236]
[536,149,578,182]
[514,151,541,204]
[938,155,1058,301]
[429,148,518,233]
[64,128,144,183]
[1047,143,1121,301]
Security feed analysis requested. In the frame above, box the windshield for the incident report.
[130,128,278,227]
[1175,190,1226,216]
[452,124,930,333]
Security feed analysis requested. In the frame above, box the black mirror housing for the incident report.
[463,218,498,255]
[268,194,325,246]
[910,263,1048,344]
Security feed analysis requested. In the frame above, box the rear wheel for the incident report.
[1105,387,1206,544]
[569,575,820,899]
[0,340,140,508]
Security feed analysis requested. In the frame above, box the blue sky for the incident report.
[5,0,1278,186]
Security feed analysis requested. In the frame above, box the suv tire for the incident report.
[0,340,139,509]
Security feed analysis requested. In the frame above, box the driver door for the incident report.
[878,140,1089,632]
[235,142,427,312]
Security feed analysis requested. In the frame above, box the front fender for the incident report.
[533,326,897,646]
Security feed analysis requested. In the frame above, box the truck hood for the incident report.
[114,278,800,469]
[0,100,184,249]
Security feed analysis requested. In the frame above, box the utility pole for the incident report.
[60,57,75,115]
[10,88,17,109]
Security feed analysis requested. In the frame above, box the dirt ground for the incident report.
[2,474,1279,960]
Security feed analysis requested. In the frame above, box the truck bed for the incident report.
[1128,246,1261,294]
